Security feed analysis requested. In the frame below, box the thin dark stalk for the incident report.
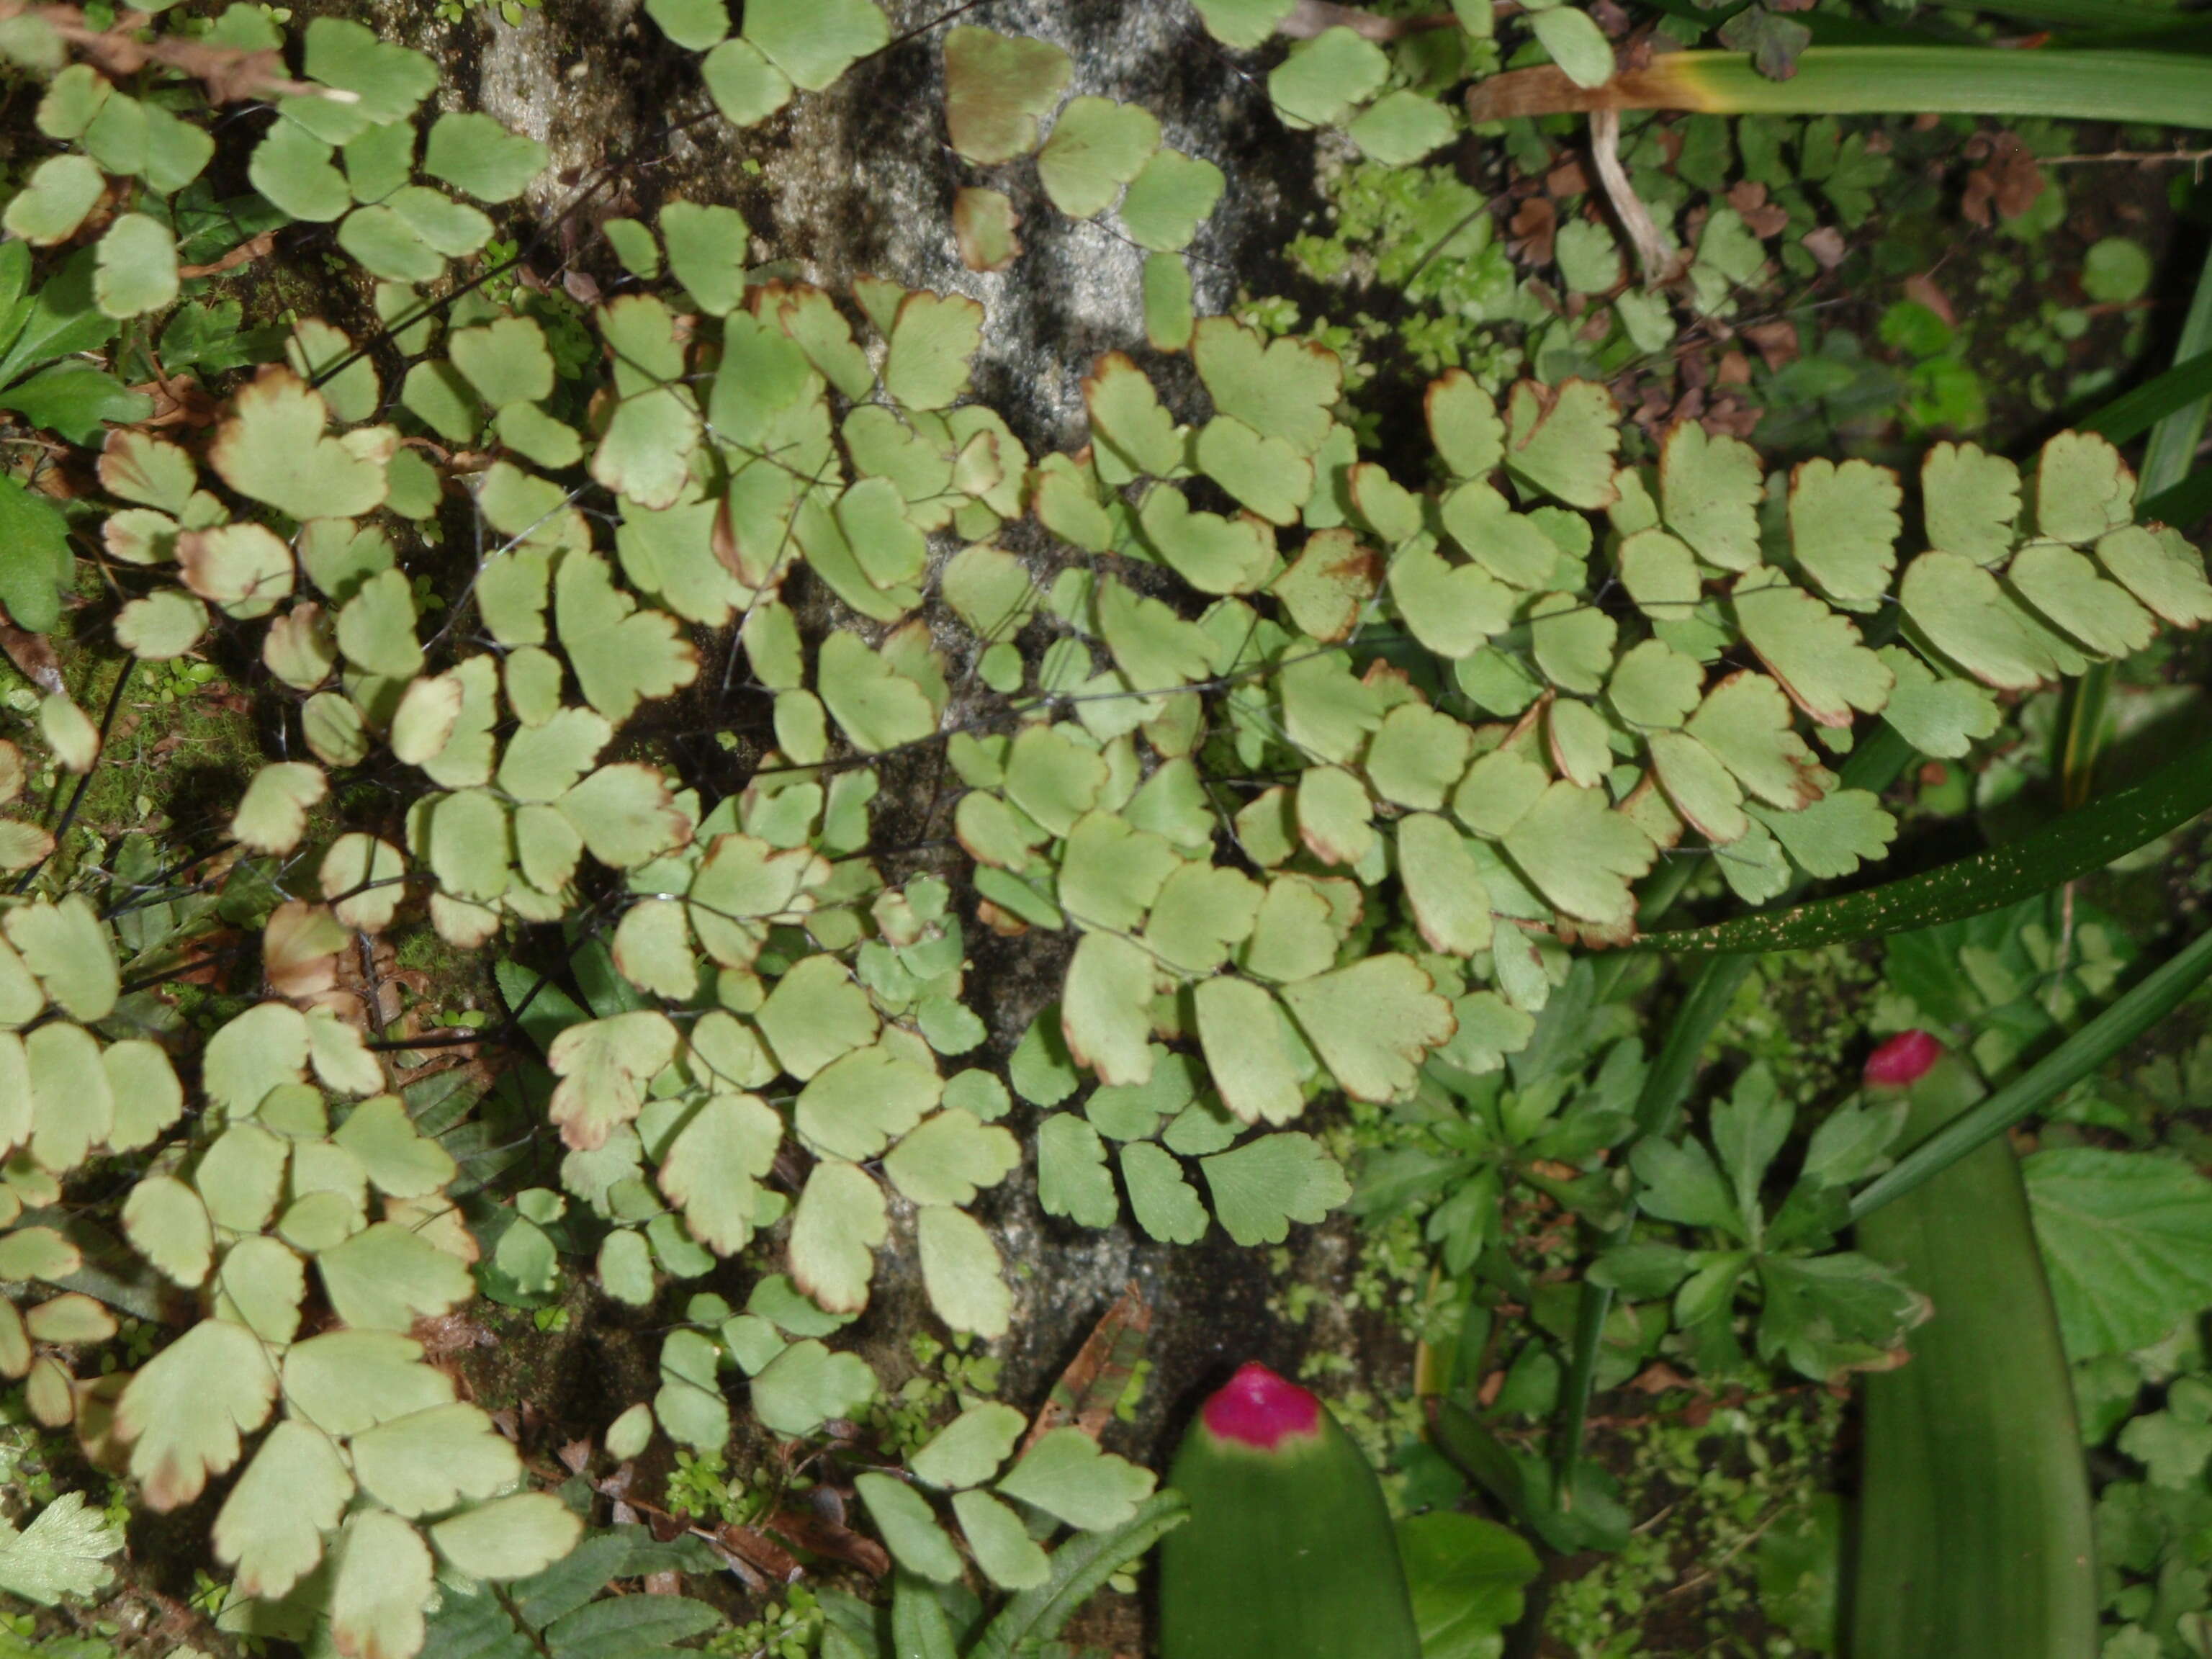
[11,660,132,895]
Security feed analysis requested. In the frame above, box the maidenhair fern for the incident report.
[0,0,2202,1651]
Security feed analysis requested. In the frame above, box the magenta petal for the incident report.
[1201,1362,1323,1451]
[1864,1029,1943,1088]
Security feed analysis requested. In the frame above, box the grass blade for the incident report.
[1632,734,2212,956]
[2141,464,2212,528]
[1468,48,2212,126]
[1848,925,2212,1223]
[2077,349,2212,448]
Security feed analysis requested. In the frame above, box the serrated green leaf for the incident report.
[886,1109,1019,1207]
[4,894,115,1022]
[1505,379,1618,509]
[1922,440,2020,562]
[997,1426,1156,1531]
[249,120,351,222]
[1279,954,1453,1103]
[350,1401,520,1516]
[214,1421,351,1601]
[556,549,699,721]
[2035,429,2134,546]
[1900,549,2069,690]
[330,1509,433,1659]
[1732,572,1892,728]
[116,1318,276,1510]
[659,1092,780,1254]
[1501,781,1657,927]
[547,1010,680,1152]
[1788,457,1899,608]
[212,367,390,522]
[0,1493,122,1607]
[318,1223,474,1331]
[912,1403,1025,1489]
[1038,1111,1118,1226]
[1122,1141,1208,1244]
[2010,539,2155,659]
[122,1174,212,1288]
[884,289,983,410]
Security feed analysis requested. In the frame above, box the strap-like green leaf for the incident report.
[2078,348,2212,446]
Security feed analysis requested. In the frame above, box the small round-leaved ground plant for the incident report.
[0,0,2207,1652]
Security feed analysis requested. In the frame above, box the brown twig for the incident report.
[1280,1,1460,41]
[2045,145,2212,184]
[176,229,277,279]
[0,0,347,102]
[1588,109,1678,287]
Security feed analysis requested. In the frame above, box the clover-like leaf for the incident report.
[943,25,1071,163]
[1201,1132,1351,1246]
[744,0,888,91]
[1505,379,1619,509]
[1192,316,1341,455]
[555,549,700,722]
[1279,954,1454,1103]
[317,1223,474,1332]
[660,1092,781,1254]
[918,1205,1012,1338]
[1501,781,1657,927]
[1120,148,1225,252]
[349,1401,521,1516]
[422,112,547,202]
[1267,26,1388,130]
[212,1421,352,1601]
[210,367,392,522]
[548,1010,680,1152]
[329,1510,433,1659]
[428,1493,583,1581]
[115,1318,276,1511]
[1038,96,1160,219]
[790,1158,886,1314]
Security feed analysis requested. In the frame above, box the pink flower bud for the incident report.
[1864,1029,1943,1089]
[1200,1362,1323,1451]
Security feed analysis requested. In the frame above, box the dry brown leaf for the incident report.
[0,610,63,695]
[1024,1282,1152,1452]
